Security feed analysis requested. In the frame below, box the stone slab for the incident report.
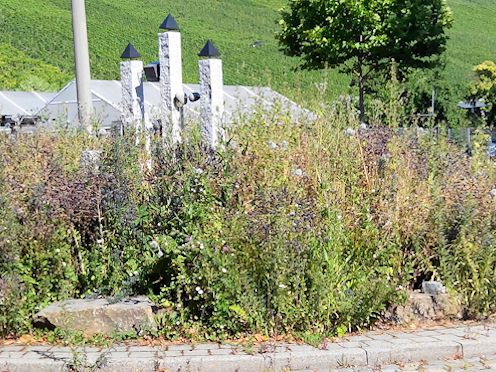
[159,354,266,372]
[33,296,156,336]
[289,348,367,370]
[0,358,66,372]
[458,337,496,358]
[365,341,462,365]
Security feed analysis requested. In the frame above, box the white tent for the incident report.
[1,80,313,132]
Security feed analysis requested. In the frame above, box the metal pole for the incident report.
[467,127,472,153]
[71,0,93,133]
[431,88,435,115]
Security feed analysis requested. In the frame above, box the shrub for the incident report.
[0,102,495,338]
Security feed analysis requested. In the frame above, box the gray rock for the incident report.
[387,291,463,324]
[422,281,446,295]
[33,296,156,336]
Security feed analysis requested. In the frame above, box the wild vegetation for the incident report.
[277,0,453,121]
[0,0,495,343]
[0,44,70,91]
[470,61,496,126]
[1,100,495,339]
[0,0,495,109]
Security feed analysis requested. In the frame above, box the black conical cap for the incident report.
[121,43,141,59]
[160,13,180,31]
[198,40,221,58]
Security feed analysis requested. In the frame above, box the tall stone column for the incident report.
[120,43,144,136]
[158,14,184,144]
[198,40,224,149]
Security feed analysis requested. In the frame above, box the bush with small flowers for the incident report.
[1,101,496,339]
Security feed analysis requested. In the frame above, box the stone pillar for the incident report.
[158,14,184,144]
[120,43,144,135]
[198,40,224,148]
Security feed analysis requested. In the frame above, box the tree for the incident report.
[470,61,496,126]
[277,0,453,122]
[402,63,467,128]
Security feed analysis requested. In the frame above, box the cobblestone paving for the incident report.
[318,356,496,371]
[1,322,495,371]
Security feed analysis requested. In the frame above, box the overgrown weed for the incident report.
[1,101,495,339]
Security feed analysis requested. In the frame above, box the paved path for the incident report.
[1,322,496,371]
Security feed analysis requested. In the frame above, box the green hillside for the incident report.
[0,0,495,103]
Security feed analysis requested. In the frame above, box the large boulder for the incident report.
[33,296,157,336]
[387,291,463,324]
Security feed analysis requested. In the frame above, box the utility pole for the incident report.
[71,0,93,133]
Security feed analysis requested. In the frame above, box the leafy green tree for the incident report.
[402,65,468,128]
[470,61,496,126]
[277,0,453,122]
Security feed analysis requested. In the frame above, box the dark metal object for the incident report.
[198,40,221,58]
[458,99,487,110]
[160,13,180,31]
[1,115,38,126]
[144,62,160,82]
[121,43,141,59]
[189,92,201,102]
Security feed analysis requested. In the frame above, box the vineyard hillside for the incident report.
[0,0,494,103]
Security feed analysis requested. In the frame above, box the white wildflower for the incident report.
[195,286,204,295]
[199,243,205,250]
[221,268,227,273]
[345,128,356,136]
[268,141,278,150]
[55,248,61,253]
[150,240,160,249]
[293,168,303,177]
[195,168,204,175]
[278,284,287,289]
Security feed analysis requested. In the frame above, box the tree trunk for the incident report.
[357,55,365,123]
[358,74,365,123]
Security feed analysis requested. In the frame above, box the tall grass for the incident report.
[0,103,495,338]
